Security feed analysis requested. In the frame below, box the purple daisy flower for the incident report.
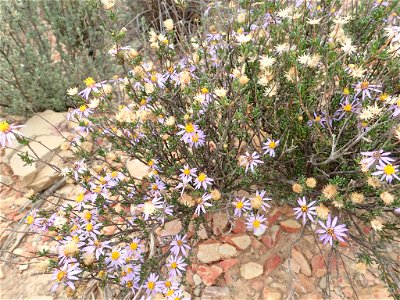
[353,81,382,101]
[239,151,264,173]
[194,172,213,190]
[360,150,394,169]
[144,273,163,296]
[194,193,212,215]
[233,197,251,217]
[0,121,24,148]
[51,263,82,292]
[372,161,400,183]
[262,139,279,157]
[316,215,348,246]
[245,213,268,236]
[293,196,317,225]
[167,255,188,277]
[170,234,191,257]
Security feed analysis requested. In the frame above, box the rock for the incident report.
[27,297,54,300]
[196,265,223,286]
[358,285,392,300]
[292,248,311,276]
[267,207,281,226]
[0,175,12,185]
[311,255,327,277]
[126,159,151,180]
[158,219,182,237]
[240,262,263,280]
[197,241,221,263]
[319,276,327,289]
[280,219,301,233]
[251,279,264,291]
[186,267,195,286]
[264,254,282,274]
[218,244,238,259]
[224,234,251,250]
[194,286,202,297]
[0,266,4,279]
[212,212,229,235]
[250,236,263,250]
[3,110,67,164]
[9,135,65,185]
[201,286,230,300]
[232,218,246,234]
[27,158,63,192]
[218,258,239,272]
[193,274,202,286]
[283,258,300,273]
[262,288,282,300]
[294,274,317,294]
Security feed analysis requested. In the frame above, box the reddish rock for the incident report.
[218,258,239,272]
[186,266,195,286]
[270,225,281,244]
[13,212,27,222]
[292,248,311,276]
[201,286,230,300]
[223,234,251,250]
[196,265,223,286]
[311,255,326,277]
[232,218,246,234]
[280,219,301,233]
[158,219,182,237]
[264,254,282,274]
[224,269,235,285]
[251,279,264,291]
[261,236,274,249]
[212,212,229,236]
[294,274,317,294]
[250,236,263,250]
[267,208,281,226]
[279,204,295,216]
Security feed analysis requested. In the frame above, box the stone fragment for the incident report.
[240,262,263,280]
[262,288,282,300]
[217,258,239,272]
[250,236,263,249]
[196,265,223,286]
[358,285,392,300]
[232,218,246,234]
[212,212,228,235]
[294,274,317,294]
[126,159,150,180]
[224,234,251,250]
[179,193,195,207]
[218,243,238,259]
[264,254,282,274]
[193,274,202,286]
[282,258,300,273]
[267,207,281,226]
[197,241,221,263]
[292,248,312,276]
[311,255,327,277]
[280,219,301,233]
[158,219,182,237]
[0,266,4,279]
[201,286,230,300]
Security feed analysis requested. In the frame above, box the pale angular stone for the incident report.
[197,242,221,263]
[201,286,230,300]
[218,243,238,259]
[158,219,182,237]
[240,262,263,279]
[292,248,312,276]
[193,274,202,286]
[126,159,150,179]
[212,211,229,235]
[283,258,300,273]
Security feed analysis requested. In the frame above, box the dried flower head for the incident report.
[292,183,303,194]
[350,192,364,204]
[210,189,221,201]
[367,177,381,188]
[371,219,384,231]
[316,204,330,220]
[322,184,338,199]
[306,177,317,188]
[380,191,394,205]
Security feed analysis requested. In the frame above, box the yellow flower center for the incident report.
[0,121,10,133]
[379,93,388,102]
[269,141,276,149]
[166,289,174,297]
[383,164,395,175]
[185,123,195,133]
[191,133,199,142]
[71,224,78,232]
[253,220,260,228]
[236,201,244,209]
[177,240,183,246]
[84,77,96,87]
[111,251,120,260]
[130,242,138,250]
[315,116,321,122]
[111,171,118,178]
[72,235,79,243]
[79,105,87,112]
[168,67,174,73]
[83,211,92,221]
[94,240,101,247]
[148,160,154,166]
[327,228,334,236]
[26,215,34,225]
[147,281,155,290]
[171,262,177,269]
[152,184,158,190]
[183,169,190,175]
[150,75,157,82]
[343,104,352,112]
[140,99,147,106]
[126,281,133,288]
[301,205,308,212]
[197,173,206,182]
[57,271,66,282]
[76,193,84,203]
[86,223,93,231]
[201,87,209,94]
[343,88,350,95]
[165,281,172,288]
[360,81,369,89]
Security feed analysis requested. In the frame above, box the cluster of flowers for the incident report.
[360,150,399,183]
[238,139,280,173]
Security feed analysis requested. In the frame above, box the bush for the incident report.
[1,0,399,298]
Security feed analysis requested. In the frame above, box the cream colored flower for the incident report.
[371,219,383,231]
[67,87,78,96]
[165,116,176,126]
[214,88,227,97]
[316,204,330,220]
[322,184,338,199]
[239,75,249,85]
[211,189,221,201]
[237,12,247,23]
[101,0,115,10]
[83,252,95,265]
[367,177,381,188]
[163,19,174,31]
[298,53,311,65]
[380,191,394,205]
[292,183,303,194]
[355,262,367,274]
[259,55,276,69]
[307,17,322,25]
[88,98,100,108]
[306,177,317,188]
[350,192,364,204]
[307,54,321,68]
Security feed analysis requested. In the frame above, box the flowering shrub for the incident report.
[1,0,400,298]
